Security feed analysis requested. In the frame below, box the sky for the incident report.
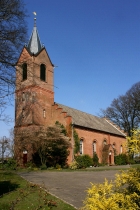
[1,0,140,137]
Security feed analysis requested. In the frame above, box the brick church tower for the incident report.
[14,18,55,165]
[14,17,126,167]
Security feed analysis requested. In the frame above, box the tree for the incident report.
[0,135,14,161]
[126,129,140,156]
[0,129,15,161]
[16,125,71,167]
[8,128,15,157]
[0,0,28,121]
[101,82,140,136]
[0,136,9,161]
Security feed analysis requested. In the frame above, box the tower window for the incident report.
[40,64,46,81]
[43,109,46,118]
[22,92,25,101]
[22,63,27,81]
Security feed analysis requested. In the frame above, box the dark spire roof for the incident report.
[26,18,43,55]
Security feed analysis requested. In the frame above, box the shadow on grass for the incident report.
[0,181,19,196]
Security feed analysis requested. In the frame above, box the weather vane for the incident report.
[33,12,37,26]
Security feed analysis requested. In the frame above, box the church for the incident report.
[14,18,126,166]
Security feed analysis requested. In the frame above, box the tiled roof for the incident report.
[56,103,126,137]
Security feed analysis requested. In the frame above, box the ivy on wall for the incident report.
[73,129,80,154]
[55,121,67,136]
[55,121,80,155]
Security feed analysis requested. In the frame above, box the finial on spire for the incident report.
[33,12,37,26]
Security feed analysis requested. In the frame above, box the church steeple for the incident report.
[26,17,43,55]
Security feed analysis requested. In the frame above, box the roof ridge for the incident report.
[105,118,126,136]
[56,102,99,118]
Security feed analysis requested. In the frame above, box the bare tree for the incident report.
[101,82,140,136]
[8,128,15,157]
[0,128,15,160]
[0,0,28,121]
[0,136,9,161]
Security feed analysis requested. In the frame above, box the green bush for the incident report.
[40,164,47,170]
[114,154,129,165]
[134,156,140,164]
[0,158,17,170]
[75,155,93,168]
[93,152,99,166]
[26,161,36,169]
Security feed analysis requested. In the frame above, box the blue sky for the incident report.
[1,0,140,137]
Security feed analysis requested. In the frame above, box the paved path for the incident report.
[19,166,130,209]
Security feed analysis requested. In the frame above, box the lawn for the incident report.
[0,170,76,210]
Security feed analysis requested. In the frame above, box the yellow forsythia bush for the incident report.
[81,168,140,210]
[69,160,78,170]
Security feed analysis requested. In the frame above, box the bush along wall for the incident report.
[93,152,99,166]
[114,154,135,165]
[75,154,93,168]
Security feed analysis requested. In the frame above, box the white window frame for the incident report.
[80,139,83,155]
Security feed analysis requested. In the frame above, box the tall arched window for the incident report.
[112,143,116,149]
[22,92,25,101]
[103,139,107,146]
[120,145,123,154]
[93,140,96,153]
[43,109,46,118]
[22,63,27,81]
[80,139,83,155]
[40,64,46,81]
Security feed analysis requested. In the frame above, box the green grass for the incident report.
[0,170,76,210]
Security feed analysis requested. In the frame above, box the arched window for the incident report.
[40,64,46,81]
[22,63,27,81]
[80,139,83,155]
[93,140,96,153]
[120,145,123,154]
[112,143,116,149]
[103,139,107,146]
[22,92,25,101]
[43,109,46,118]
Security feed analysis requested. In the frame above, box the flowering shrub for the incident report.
[81,168,140,210]
[69,160,78,170]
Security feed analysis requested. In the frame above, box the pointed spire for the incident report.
[26,14,43,55]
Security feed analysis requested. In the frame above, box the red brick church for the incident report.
[14,19,126,166]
